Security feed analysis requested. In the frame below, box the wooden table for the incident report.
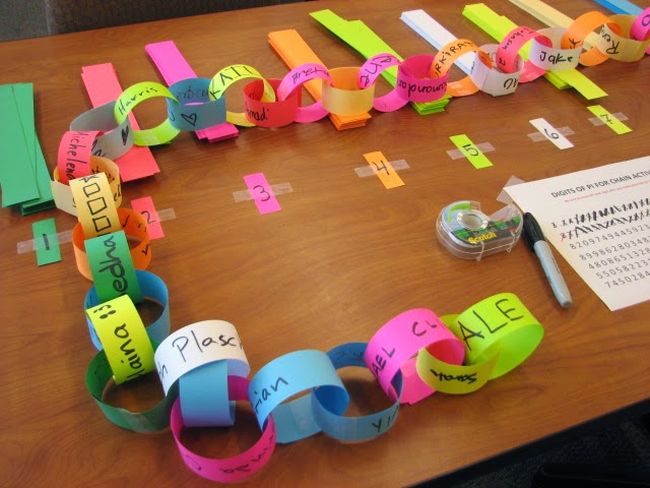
[1,0,649,485]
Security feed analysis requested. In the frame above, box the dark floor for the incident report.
[0,0,48,41]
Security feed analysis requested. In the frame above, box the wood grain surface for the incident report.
[1,0,649,486]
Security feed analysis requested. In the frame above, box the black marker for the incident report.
[522,212,573,309]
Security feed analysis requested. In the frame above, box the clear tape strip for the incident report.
[355,159,409,177]
[527,126,574,142]
[446,142,495,160]
[497,175,527,204]
[232,182,294,203]
[17,208,177,254]
[589,112,628,126]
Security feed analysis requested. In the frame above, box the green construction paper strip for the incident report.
[310,9,449,114]
[449,134,493,169]
[462,3,607,100]
[0,84,40,207]
[587,105,632,134]
[12,83,54,214]
[86,348,176,432]
[32,217,61,266]
[85,230,143,303]
[443,292,544,379]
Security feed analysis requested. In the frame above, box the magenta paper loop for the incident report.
[364,308,465,405]
[357,53,401,88]
[395,55,448,105]
[357,53,407,113]
[496,26,550,83]
[632,8,650,41]
[528,27,582,72]
[631,7,650,56]
[170,375,276,483]
[276,63,332,123]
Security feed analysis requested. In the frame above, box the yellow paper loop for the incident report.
[208,64,275,127]
[416,347,498,394]
[446,293,544,379]
[114,81,181,146]
[69,172,121,239]
[596,15,650,62]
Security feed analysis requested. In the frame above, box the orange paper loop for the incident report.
[561,11,613,66]
[431,39,485,97]
[321,67,375,116]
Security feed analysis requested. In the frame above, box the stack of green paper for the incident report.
[310,9,450,115]
[0,83,54,215]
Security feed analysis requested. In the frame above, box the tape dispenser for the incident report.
[436,200,523,260]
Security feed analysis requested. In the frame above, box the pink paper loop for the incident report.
[357,53,401,88]
[357,53,408,112]
[631,8,650,54]
[395,55,449,104]
[56,130,101,184]
[496,26,551,83]
[170,375,276,483]
[276,63,332,123]
[364,309,465,405]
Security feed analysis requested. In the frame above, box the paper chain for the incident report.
[62,6,650,485]
[55,8,650,188]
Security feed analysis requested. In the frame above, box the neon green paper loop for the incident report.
[444,292,544,379]
[114,81,181,146]
[208,64,276,127]
[86,348,176,432]
[85,295,155,384]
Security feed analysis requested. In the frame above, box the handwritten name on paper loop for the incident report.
[85,294,155,384]
[166,77,227,131]
[154,320,249,395]
[364,308,465,405]
[470,45,523,97]
[114,81,181,145]
[69,101,134,163]
[248,349,350,443]
[395,55,448,105]
[276,62,332,123]
[496,26,550,83]
[69,173,121,239]
[528,28,581,72]
[84,269,170,350]
[312,342,401,443]
[85,230,143,303]
[72,207,151,280]
[170,376,277,483]
[243,78,300,128]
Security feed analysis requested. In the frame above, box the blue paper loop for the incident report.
[179,360,235,427]
[166,77,226,131]
[84,269,170,350]
[248,349,349,444]
[312,342,401,443]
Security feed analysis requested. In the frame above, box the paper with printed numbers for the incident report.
[505,155,650,310]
